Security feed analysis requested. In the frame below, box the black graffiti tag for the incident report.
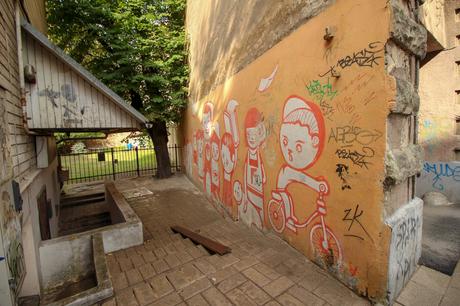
[396,216,420,250]
[335,163,351,190]
[319,41,384,78]
[335,147,375,169]
[328,126,382,146]
[343,205,373,241]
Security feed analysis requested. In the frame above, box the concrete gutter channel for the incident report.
[39,182,143,305]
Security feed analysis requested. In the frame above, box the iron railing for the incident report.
[58,145,181,184]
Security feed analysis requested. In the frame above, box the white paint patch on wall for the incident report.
[385,197,423,303]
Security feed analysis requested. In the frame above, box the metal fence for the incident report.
[58,145,181,184]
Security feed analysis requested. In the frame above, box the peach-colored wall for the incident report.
[183,0,395,298]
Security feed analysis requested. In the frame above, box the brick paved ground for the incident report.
[98,175,369,306]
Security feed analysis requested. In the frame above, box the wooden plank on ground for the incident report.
[171,225,231,255]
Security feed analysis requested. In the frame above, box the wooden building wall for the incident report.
[22,32,142,131]
[0,0,37,179]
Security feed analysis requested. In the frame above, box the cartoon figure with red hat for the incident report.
[221,100,239,210]
[242,107,266,228]
[268,95,342,265]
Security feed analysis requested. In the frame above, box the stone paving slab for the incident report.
[95,176,371,306]
[396,264,460,306]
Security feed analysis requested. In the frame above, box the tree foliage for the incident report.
[47,0,188,177]
[47,0,188,123]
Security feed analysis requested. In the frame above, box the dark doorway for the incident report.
[37,187,51,240]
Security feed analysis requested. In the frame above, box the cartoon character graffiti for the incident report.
[202,102,214,195]
[267,95,342,265]
[210,131,220,200]
[222,133,236,207]
[195,129,204,181]
[221,100,240,209]
[241,107,266,229]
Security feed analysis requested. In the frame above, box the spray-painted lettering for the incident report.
[335,147,375,169]
[328,126,382,146]
[423,162,460,191]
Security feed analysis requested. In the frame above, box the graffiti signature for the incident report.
[423,162,460,191]
[343,205,373,242]
[328,126,382,147]
[335,147,375,169]
[306,79,338,121]
[319,42,384,78]
[306,79,338,101]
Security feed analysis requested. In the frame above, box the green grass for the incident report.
[60,148,176,183]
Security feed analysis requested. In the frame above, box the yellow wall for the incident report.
[183,0,395,299]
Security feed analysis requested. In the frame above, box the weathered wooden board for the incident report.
[171,225,231,255]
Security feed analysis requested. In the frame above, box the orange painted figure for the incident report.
[243,107,266,229]
[268,95,342,265]
[202,103,213,195]
[210,131,220,201]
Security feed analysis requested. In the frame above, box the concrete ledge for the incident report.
[390,1,427,59]
[39,182,143,290]
[45,233,113,306]
[385,145,424,184]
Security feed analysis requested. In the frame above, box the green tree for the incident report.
[47,0,188,178]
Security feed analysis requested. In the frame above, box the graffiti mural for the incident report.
[267,96,342,265]
[241,108,266,229]
[202,103,213,195]
[258,65,279,92]
[182,1,394,296]
[221,100,239,211]
[210,131,220,201]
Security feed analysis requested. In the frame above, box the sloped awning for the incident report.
[21,21,147,133]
